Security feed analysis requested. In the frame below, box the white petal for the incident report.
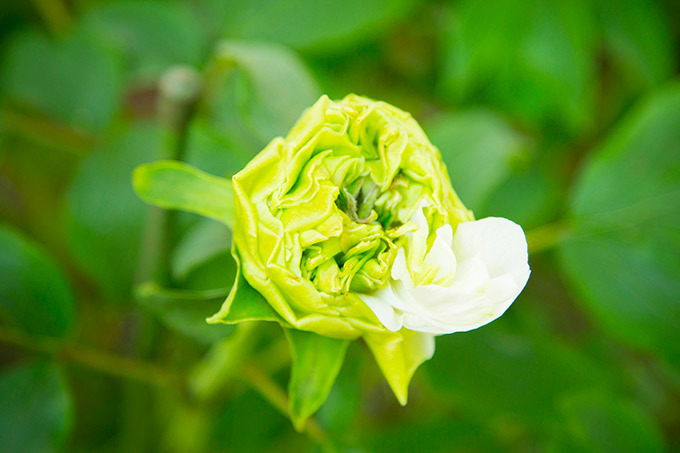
[359,285,404,332]
[453,217,530,286]
[360,215,530,335]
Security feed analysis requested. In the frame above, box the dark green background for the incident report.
[0,0,679,451]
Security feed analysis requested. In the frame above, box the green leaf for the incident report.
[64,124,161,300]
[171,219,232,281]
[483,155,564,229]
[551,391,665,452]
[439,0,597,136]
[207,256,281,325]
[598,0,674,91]
[133,160,235,228]
[425,109,530,210]
[135,282,232,344]
[78,1,207,82]
[1,30,121,132]
[284,328,349,431]
[0,226,74,337]
[209,41,321,144]
[425,324,616,428]
[363,330,434,406]
[220,0,419,52]
[0,361,72,453]
[558,84,680,364]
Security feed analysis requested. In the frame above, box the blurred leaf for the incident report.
[1,30,121,132]
[220,0,418,52]
[598,0,674,90]
[133,160,234,227]
[425,324,615,429]
[425,109,530,210]
[365,416,500,453]
[184,120,256,177]
[0,226,74,337]
[0,361,72,453]
[550,391,665,452]
[440,0,597,136]
[209,41,321,144]
[284,329,349,431]
[483,157,564,229]
[171,219,232,281]
[316,342,363,432]
[135,282,232,344]
[78,1,207,82]
[364,330,434,406]
[559,84,680,363]
[64,123,161,300]
[210,386,306,452]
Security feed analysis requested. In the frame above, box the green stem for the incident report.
[239,362,332,450]
[188,322,259,401]
[135,66,202,285]
[129,66,202,452]
[0,326,179,388]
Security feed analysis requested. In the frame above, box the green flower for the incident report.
[217,94,473,340]
[134,93,529,423]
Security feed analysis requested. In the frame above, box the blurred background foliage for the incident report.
[0,0,679,451]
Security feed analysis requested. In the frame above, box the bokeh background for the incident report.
[1,0,679,451]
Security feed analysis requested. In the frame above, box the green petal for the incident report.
[284,329,349,431]
[132,160,235,228]
[363,329,435,405]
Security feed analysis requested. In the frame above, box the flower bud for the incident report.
[226,94,482,339]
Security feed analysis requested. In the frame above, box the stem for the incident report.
[135,66,202,285]
[0,326,179,388]
[188,322,259,401]
[129,66,202,451]
[239,363,331,449]
[526,221,570,254]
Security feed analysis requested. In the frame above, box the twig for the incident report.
[0,326,180,389]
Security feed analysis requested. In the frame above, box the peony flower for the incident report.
[134,93,530,408]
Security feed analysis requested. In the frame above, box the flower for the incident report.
[133,93,530,409]
[209,93,529,404]
[224,94,480,339]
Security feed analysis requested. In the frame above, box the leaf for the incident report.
[1,30,121,132]
[78,1,207,82]
[171,219,232,281]
[425,109,530,210]
[64,124,161,300]
[483,156,564,229]
[425,323,616,428]
[209,41,321,144]
[558,84,680,364]
[220,0,419,52]
[0,226,74,337]
[439,0,597,136]
[598,0,674,91]
[284,328,349,431]
[363,330,434,406]
[135,282,233,344]
[551,391,665,452]
[133,160,235,228]
[207,255,281,325]
[184,120,257,177]
[0,361,73,453]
